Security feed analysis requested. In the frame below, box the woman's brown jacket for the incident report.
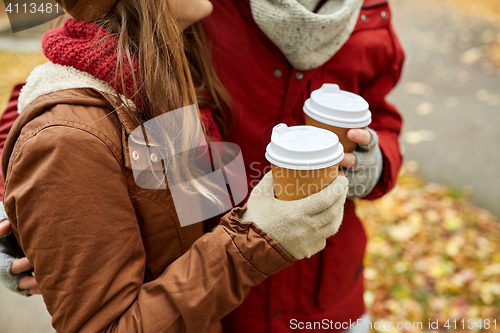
[1,63,295,333]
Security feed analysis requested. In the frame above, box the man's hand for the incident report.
[0,219,41,295]
[337,128,383,199]
[339,128,372,168]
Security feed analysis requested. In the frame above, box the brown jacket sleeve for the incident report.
[4,124,294,333]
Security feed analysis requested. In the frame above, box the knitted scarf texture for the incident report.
[42,19,138,101]
[250,0,363,70]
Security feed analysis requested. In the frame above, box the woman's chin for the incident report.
[198,1,214,21]
[178,2,213,30]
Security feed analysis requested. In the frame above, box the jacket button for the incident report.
[150,153,158,163]
[274,69,282,77]
[295,72,304,80]
[361,14,368,23]
[132,151,139,161]
[381,11,388,19]
[274,310,282,317]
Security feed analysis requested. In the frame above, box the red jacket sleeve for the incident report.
[361,24,405,200]
[0,82,23,197]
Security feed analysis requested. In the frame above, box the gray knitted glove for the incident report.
[342,127,383,199]
[0,202,31,296]
[241,171,348,260]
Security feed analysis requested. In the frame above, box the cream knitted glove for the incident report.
[343,127,383,199]
[241,172,348,260]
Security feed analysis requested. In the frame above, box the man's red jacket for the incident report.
[203,0,404,332]
[0,82,24,197]
[0,0,403,331]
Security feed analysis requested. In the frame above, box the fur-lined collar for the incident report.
[18,62,133,113]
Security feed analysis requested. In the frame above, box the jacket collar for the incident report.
[231,0,376,68]
[18,62,140,135]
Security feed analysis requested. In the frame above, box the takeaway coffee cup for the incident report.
[304,84,372,152]
[265,123,344,201]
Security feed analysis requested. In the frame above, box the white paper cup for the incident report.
[265,124,344,200]
[303,84,372,152]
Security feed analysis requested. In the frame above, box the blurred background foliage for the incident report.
[0,52,47,112]
[358,164,500,332]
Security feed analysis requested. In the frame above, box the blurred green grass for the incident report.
[450,0,500,67]
[0,0,48,113]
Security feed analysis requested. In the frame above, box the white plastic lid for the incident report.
[265,124,344,170]
[303,84,372,128]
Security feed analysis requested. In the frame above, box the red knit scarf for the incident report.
[43,19,137,100]
[42,19,222,142]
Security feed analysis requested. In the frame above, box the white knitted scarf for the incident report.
[250,0,363,70]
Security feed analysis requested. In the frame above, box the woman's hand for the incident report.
[0,219,11,235]
[339,128,383,199]
[0,219,41,295]
[11,257,40,295]
[241,172,349,260]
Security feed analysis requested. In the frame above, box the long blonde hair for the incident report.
[99,0,234,206]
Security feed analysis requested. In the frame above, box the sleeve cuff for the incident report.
[220,206,296,276]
